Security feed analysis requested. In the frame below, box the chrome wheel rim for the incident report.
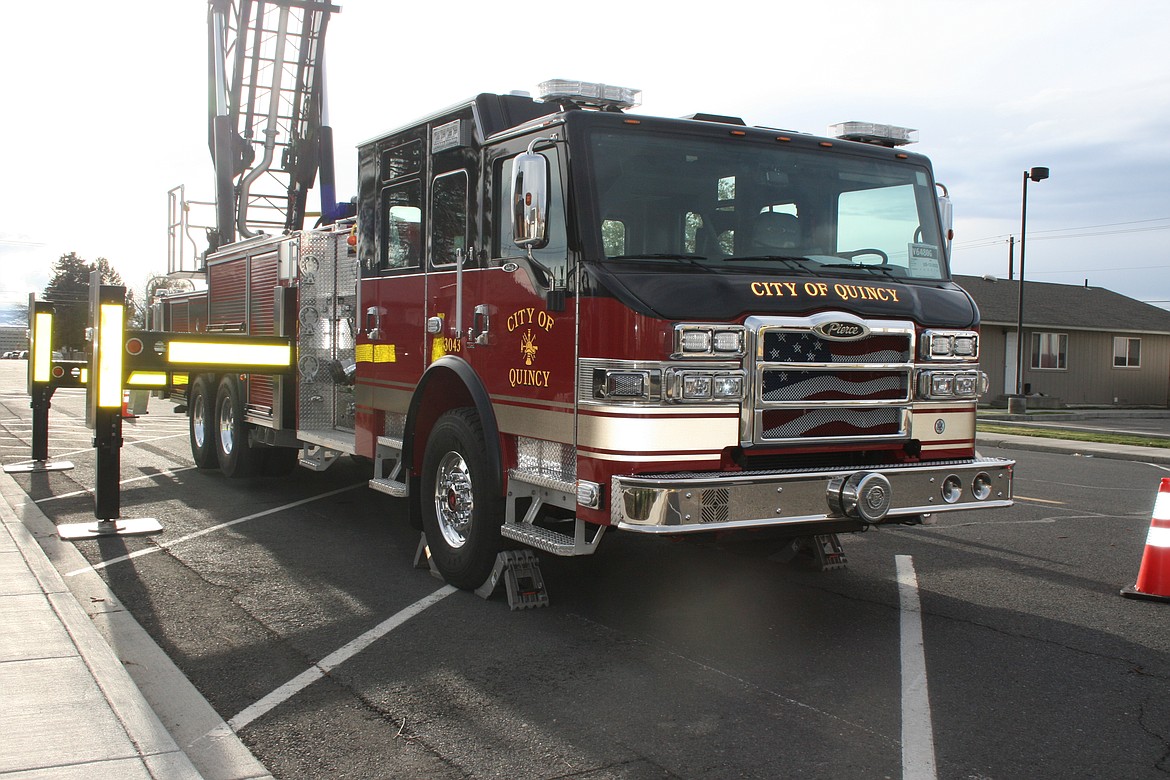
[218,394,235,455]
[433,451,473,549]
[192,393,207,449]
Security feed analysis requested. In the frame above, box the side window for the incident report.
[1031,332,1068,370]
[380,180,422,270]
[603,219,626,256]
[495,148,568,285]
[1113,336,1141,368]
[431,171,468,267]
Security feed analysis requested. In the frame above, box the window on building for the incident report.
[1113,336,1141,368]
[1031,332,1067,370]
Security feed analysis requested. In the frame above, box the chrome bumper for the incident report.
[612,457,1013,533]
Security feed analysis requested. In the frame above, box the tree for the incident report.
[42,253,134,351]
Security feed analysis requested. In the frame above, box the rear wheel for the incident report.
[188,376,218,469]
[214,376,261,478]
[420,409,504,589]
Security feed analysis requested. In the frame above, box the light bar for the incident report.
[829,122,918,147]
[538,79,642,111]
[167,340,291,367]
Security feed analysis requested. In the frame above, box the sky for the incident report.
[2,0,1169,316]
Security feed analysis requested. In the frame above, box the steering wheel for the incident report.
[840,248,889,265]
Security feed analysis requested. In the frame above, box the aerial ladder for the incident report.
[170,0,343,274]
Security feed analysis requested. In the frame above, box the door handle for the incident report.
[468,304,490,346]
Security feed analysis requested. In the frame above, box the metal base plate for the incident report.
[4,460,75,474]
[57,518,163,541]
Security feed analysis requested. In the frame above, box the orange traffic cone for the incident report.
[1121,477,1170,603]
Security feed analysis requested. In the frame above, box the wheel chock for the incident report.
[413,533,442,580]
[475,549,549,609]
[810,533,848,570]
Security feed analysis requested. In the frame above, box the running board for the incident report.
[368,435,408,498]
[368,477,407,497]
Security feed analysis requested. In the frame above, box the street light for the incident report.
[1012,166,1050,413]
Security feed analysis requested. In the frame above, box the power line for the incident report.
[953,216,1170,251]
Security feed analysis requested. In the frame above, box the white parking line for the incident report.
[33,466,199,504]
[64,483,366,576]
[896,555,938,780]
[220,585,457,733]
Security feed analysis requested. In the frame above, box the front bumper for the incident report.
[612,457,1013,533]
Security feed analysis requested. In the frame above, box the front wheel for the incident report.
[420,409,504,589]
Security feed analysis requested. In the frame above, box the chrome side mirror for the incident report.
[512,151,550,250]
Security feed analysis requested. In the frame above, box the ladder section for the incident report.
[209,0,338,247]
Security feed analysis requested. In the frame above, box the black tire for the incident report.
[420,409,504,589]
[214,376,261,478]
[188,375,218,469]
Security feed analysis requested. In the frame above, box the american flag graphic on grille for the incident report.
[761,331,910,364]
[755,326,912,441]
[761,370,908,402]
[761,408,903,439]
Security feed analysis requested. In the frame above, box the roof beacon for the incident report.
[538,79,642,112]
[829,122,919,148]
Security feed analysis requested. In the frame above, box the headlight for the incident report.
[665,369,745,403]
[674,325,746,358]
[713,374,743,399]
[918,370,985,400]
[921,330,979,361]
[683,374,712,399]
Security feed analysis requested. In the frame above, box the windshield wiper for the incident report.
[609,253,708,261]
[817,263,900,280]
[721,255,814,273]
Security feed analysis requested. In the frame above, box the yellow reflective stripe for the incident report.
[355,343,373,362]
[97,303,123,408]
[126,371,169,387]
[167,340,291,367]
[32,311,52,384]
[373,344,396,363]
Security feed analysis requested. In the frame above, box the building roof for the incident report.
[954,274,1170,335]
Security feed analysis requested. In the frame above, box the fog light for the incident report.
[971,472,993,501]
[941,475,962,503]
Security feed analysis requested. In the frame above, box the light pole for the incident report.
[1012,166,1050,414]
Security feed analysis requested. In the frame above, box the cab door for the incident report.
[459,139,577,452]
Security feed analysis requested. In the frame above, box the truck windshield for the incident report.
[587,128,948,281]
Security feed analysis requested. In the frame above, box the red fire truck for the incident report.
[147,0,1010,602]
[158,76,1012,592]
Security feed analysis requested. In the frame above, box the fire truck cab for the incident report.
[336,80,1012,588]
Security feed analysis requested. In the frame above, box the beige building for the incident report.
[957,275,1170,407]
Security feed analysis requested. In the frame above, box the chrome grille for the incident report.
[751,317,915,445]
